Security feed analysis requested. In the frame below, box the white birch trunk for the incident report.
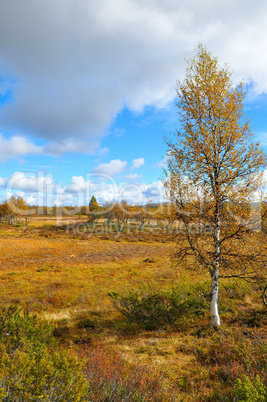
[211,269,220,328]
[211,199,221,328]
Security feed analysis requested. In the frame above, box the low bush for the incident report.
[195,331,267,401]
[234,375,267,401]
[0,304,55,353]
[109,285,208,330]
[0,305,88,401]
[222,281,248,300]
[81,347,168,401]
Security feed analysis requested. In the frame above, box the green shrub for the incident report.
[234,375,267,401]
[0,305,88,401]
[109,285,208,330]
[223,281,249,300]
[0,304,55,354]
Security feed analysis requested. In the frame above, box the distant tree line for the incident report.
[1,195,267,236]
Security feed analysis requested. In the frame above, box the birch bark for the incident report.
[211,268,220,327]
[211,202,221,328]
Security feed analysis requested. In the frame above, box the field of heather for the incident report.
[1,218,267,401]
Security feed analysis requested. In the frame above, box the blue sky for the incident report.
[0,0,267,206]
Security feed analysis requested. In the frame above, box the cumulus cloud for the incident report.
[142,183,164,199]
[0,134,42,161]
[262,170,267,191]
[92,159,127,176]
[131,158,145,169]
[5,172,54,192]
[43,139,101,156]
[124,173,141,181]
[0,171,165,205]
[63,179,165,205]
[154,158,168,169]
[257,134,267,146]
[0,133,108,161]
[0,0,267,151]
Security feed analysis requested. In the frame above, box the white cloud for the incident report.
[92,159,127,176]
[0,134,42,161]
[43,139,100,156]
[124,173,142,181]
[0,171,165,205]
[131,158,145,169]
[256,133,267,146]
[0,133,109,161]
[0,0,267,148]
[113,128,126,138]
[262,170,267,192]
[69,176,90,192]
[5,172,54,192]
[64,176,93,195]
[141,182,164,199]
[154,158,167,169]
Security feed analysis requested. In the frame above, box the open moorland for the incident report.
[1,216,267,401]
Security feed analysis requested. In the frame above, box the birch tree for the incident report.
[164,45,267,329]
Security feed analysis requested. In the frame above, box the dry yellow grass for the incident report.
[1,220,267,400]
[0,222,203,394]
[0,224,177,317]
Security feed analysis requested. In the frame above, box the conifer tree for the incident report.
[88,195,99,228]
[89,196,98,212]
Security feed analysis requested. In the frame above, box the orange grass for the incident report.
[1,222,267,400]
[0,234,176,311]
